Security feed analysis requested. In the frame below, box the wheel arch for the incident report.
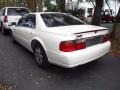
[31,38,46,51]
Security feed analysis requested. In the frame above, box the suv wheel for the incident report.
[33,44,49,68]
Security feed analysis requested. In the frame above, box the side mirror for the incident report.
[11,22,17,26]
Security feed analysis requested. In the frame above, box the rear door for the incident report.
[15,14,36,50]
[21,14,36,49]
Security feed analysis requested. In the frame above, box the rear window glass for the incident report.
[41,13,85,27]
[7,8,30,16]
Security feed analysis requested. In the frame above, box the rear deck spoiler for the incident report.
[74,29,108,35]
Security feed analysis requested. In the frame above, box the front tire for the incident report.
[33,44,49,68]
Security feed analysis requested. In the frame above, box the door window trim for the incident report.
[17,14,36,29]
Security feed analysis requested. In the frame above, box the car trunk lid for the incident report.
[46,25,108,37]
[47,25,109,47]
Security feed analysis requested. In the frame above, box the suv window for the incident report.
[2,9,6,16]
[7,8,30,16]
[1,8,6,16]
[18,14,36,28]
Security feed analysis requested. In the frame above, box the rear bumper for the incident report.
[47,41,111,68]
[3,23,11,30]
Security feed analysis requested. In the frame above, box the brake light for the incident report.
[59,39,86,52]
[59,41,76,52]
[103,35,109,42]
[4,16,8,23]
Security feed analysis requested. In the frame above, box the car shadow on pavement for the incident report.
[46,59,102,75]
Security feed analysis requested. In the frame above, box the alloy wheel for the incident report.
[34,47,44,65]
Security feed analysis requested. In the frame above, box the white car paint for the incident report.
[11,12,111,68]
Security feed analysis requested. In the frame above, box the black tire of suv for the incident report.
[10,31,16,43]
[33,43,49,68]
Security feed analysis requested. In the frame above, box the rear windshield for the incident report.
[41,13,85,27]
[7,8,30,16]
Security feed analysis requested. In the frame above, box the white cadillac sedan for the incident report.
[11,12,111,68]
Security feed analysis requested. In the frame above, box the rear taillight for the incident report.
[59,39,86,52]
[4,16,8,23]
[103,35,109,42]
[59,41,76,52]
[76,40,86,50]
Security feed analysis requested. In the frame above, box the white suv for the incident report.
[0,7,30,34]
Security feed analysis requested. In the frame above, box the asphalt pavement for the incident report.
[0,32,120,90]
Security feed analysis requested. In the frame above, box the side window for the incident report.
[23,14,36,28]
[1,9,6,16]
[2,9,5,16]
[0,9,3,16]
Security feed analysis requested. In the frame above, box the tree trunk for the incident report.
[92,0,103,26]
[38,0,43,12]
[60,0,65,12]
[26,0,34,11]
[26,0,43,12]
[110,7,120,39]
[56,0,65,12]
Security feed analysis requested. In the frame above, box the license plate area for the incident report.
[86,35,103,47]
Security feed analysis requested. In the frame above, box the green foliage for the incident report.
[56,0,65,12]
[44,0,65,12]
[44,0,51,11]
[0,0,24,8]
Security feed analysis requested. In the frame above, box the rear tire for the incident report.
[33,44,49,68]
